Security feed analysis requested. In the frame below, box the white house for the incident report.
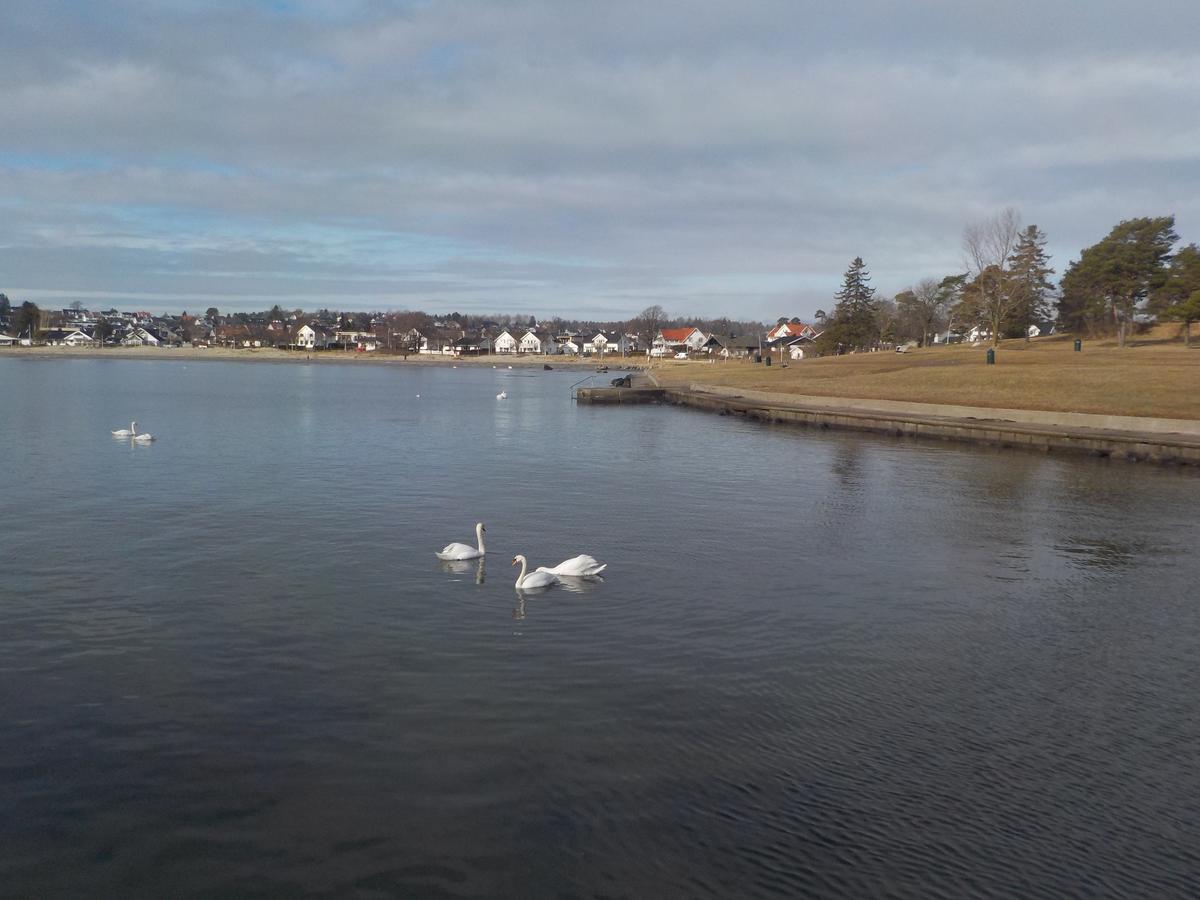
[43,329,98,346]
[334,330,378,351]
[0,332,19,346]
[120,327,161,346]
[494,330,519,354]
[295,323,332,349]
[652,326,707,356]
[519,330,557,354]
[766,321,819,342]
[400,329,429,353]
[582,332,614,355]
[559,337,580,355]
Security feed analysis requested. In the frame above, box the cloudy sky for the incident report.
[2,0,1198,320]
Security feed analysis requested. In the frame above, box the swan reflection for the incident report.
[439,557,486,584]
[555,575,605,594]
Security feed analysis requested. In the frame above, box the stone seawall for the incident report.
[663,388,1200,466]
[574,379,1200,466]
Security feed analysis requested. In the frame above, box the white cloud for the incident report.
[0,0,1198,317]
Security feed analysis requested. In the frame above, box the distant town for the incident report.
[0,298,825,359]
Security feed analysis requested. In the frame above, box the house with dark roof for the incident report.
[42,328,99,346]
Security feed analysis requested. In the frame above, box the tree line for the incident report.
[817,212,1198,351]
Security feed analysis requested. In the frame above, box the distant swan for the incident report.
[536,554,607,577]
[512,554,559,590]
[112,421,137,437]
[133,431,156,443]
[436,522,486,560]
[496,391,507,400]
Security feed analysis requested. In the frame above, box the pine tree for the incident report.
[1007,225,1055,339]
[1057,217,1177,347]
[1151,243,1200,346]
[830,256,878,350]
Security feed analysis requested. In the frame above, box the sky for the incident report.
[2,0,1199,321]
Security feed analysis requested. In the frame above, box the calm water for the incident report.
[2,355,1198,898]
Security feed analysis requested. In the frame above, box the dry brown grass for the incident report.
[650,326,1200,420]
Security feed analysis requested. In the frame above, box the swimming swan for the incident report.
[436,522,486,560]
[496,391,507,400]
[112,421,137,437]
[512,554,559,590]
[133,431,156,443]
[536,554,607,577]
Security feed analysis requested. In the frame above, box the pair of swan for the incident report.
[512,553,607,589]
[436,522,607,589]
[111,421,156,442]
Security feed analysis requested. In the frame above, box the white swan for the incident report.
[112,421,137,437]
[536,554,607,577]
[436,522,486,560]
[496,391,507,400]
[512,554,559,590]
[133,431,156,443]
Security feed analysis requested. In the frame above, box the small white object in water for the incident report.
[496,391,507,400]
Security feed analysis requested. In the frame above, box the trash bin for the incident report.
[986,348,995,365]
[1074,339,1082,352]
[755,354,762,363]
[765,356,771,366]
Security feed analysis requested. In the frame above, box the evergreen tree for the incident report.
[14,300,41,337]
[1057,216,1177,347]
[1007,225,1055,339]
[1151,243,1200,346]
[828,256,878,350]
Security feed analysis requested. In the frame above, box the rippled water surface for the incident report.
[2,355,1199,897]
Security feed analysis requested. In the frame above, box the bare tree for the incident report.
[896,278,947,347]
[961,207,1022,346]
[631,305,667,347]
[963,207,1021,276]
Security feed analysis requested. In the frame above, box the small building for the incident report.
[519,330,557,354]
[582,331,623,356]
[652,326,707,357]
[42,328,99,346]
[452,334,491,356]
[295,323,332,350]
[334,330,378,351]
[494,330,519,354]
[766,321,819,342]
[120,327,161,346]
[399,329,429,353]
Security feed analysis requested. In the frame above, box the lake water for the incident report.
[2,355,1198,898]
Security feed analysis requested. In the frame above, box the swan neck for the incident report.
[476,523,485,553]
[516,556,527,586]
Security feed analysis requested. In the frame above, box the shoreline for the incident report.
[608,373,1200,466]
[0,344,639,370]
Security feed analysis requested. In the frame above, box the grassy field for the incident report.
[650,327,1200,420]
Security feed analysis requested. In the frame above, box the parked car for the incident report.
[674,351,689,359]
